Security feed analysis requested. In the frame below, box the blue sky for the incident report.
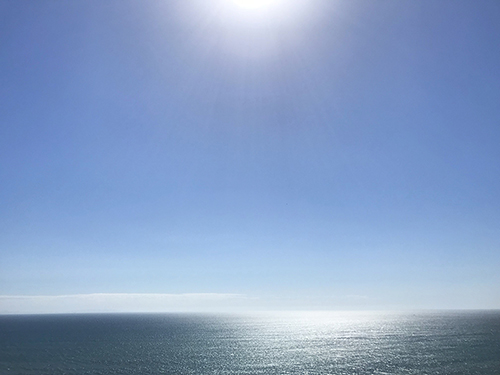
[1,0,499,313]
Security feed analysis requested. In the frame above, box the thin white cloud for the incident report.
[0,293,250,314]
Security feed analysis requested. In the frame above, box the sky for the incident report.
[1,0,499,314]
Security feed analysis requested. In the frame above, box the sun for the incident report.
[231,0,282,10]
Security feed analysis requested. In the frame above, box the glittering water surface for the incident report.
[1,311,499,374]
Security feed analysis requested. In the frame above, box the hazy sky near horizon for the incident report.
[1,0,499,313]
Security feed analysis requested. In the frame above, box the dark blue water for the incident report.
[1,311,499,374]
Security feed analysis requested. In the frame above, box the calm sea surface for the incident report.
[1,311,499,374]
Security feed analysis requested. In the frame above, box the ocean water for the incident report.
[0,311,499,374]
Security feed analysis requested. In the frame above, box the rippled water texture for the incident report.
[1,311,499,374]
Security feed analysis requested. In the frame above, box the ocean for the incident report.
[0,311,499,374]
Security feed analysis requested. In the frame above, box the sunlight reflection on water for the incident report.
[0,311,499,374]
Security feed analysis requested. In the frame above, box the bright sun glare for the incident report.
[231,0,281,10]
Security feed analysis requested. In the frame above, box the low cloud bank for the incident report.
[0,293,250,314]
